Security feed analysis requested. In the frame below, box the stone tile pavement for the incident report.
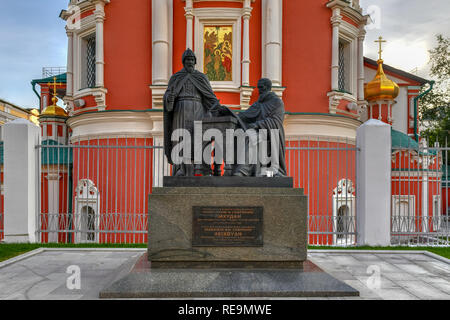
[0,248,448,300]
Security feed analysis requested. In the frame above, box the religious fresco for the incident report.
[203,26,233,82]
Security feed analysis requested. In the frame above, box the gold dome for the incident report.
[41,96,68,117]
[365,58,399,102]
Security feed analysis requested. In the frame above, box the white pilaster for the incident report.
[356,119,391,246]
[331,8,342,91]
[66,29,74,97]
[357,29,365,101]
[242,0,252,86]
[151,0,173,108]
[3,119,40,243]
[185,0,194,50]
[94,2,106,88]
[263,0,282,87]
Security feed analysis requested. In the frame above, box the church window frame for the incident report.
[193,7,242,92]
[337,28,357,97]
[73,14,96,94]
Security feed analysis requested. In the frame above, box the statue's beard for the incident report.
[258,91,270,102]
[185,65,195,73]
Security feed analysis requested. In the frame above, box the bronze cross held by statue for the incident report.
[375,36,387,60]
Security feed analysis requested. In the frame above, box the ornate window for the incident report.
[194,8,242,91]
[81,33,96,89]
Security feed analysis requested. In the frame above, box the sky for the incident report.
[0,0,449,110]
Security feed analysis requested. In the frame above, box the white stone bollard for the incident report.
[3,119,40,243]
[356,119,391,246]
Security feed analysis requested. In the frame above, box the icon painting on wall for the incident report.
[203,25,233,82]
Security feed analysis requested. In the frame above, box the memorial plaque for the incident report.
[192,206,263,247]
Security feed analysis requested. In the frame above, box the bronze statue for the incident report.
[233,78,287,177]
[163,49,226,176]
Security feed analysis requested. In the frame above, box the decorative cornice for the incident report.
[284,113,361,143]
[67,110,157,142]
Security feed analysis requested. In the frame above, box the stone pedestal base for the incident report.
[148,186,307,267]
[99,253,359,298]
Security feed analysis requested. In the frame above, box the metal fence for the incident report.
[36,137,359,245]
[391,137,449,246]
[286,137,358,246]
[33,136,450,246]
[37,138,162,244]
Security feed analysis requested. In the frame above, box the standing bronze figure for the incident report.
[163,49,225,176]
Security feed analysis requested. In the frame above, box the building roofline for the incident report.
[364,57,429,85]
[0,98,34,114]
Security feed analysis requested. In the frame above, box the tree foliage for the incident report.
[419,34,450,148]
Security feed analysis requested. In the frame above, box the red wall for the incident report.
[104,0,152,110]
[283,0,331,113]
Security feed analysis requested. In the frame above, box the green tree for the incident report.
[419,34,450,149]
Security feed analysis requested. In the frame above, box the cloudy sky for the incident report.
[0,0,449,109]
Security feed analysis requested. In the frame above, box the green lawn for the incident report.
[0,243,449,263]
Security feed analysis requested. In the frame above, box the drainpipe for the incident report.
[31,81,41,111]
[414,80,435,142]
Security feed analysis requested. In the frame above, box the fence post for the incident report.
[3,119,40,243]
[356,119,391,246]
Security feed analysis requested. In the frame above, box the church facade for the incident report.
[5,0,442,245]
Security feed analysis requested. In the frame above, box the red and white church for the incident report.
[8,0,443,245]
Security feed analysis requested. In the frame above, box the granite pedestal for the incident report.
[99,177,359,298]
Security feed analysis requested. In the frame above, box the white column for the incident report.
[94,2,105,88]
[264,0,282,86]
[66,29,74,96]
[242,0,252,86]
[3,119,40,243]
[47,173,60,243]
[331,8,341,91]
[357,29,365,100]
[185,0,194,50]
[356,119,391,246]
[152,0,170,85]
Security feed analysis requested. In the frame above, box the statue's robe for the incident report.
[236,91,287,176]
[163,68,221,176]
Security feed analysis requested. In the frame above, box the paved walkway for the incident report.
[0,249,448,300]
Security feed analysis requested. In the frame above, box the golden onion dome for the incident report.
[365,58,399,102]
[40,96,68,117]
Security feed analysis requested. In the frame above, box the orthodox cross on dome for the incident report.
[47,76,64,106]
[375,36,387,60]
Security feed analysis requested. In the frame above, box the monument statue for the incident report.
[233,78,287,177]
[163,49,227,176]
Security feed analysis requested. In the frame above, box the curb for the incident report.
[0,248,45,269]
[0,248,146,269]
[308,249,450,264]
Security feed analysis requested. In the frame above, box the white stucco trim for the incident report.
[284,114,360,143]
[67,111,160,142]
